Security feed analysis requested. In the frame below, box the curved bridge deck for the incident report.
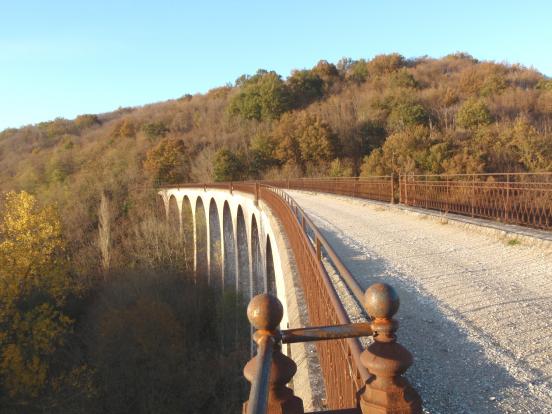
[289,190,552,413]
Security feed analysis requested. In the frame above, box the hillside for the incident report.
[0,52,551,272]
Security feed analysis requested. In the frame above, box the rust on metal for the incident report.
[281,322,372,343]
[359,283,422,414]
[243,293,304,414]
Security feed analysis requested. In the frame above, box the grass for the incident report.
[507,238,521,246]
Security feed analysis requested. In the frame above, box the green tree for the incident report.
[144,138,190,184]
[387,102,428,131]
[228,70,291,121]
[287,70,324,108]
[249,133,280,177]
[456,98,492,129]
[213,149,245,182]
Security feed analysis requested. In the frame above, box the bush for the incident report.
[456,98,492,129]
[142,121,168,142]
[213,149,245,182]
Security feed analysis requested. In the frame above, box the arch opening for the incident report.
[181,196,194,271]
[266,235,276,295]
[251,215,263,296]
[168,195,180,239]
[195,197,208,277]
[223,202,236,293]
[236,206,250,298]
[209,199,222,288]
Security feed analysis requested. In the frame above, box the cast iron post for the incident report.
[360,283,422,414]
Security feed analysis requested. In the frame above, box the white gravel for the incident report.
[289,190,552,414]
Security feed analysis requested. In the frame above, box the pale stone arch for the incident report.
[222,201,237,293]
[209,198,222,288]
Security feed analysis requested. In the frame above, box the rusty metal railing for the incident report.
[398,172,552,230]
[243,284,421,414]
[262,176,395,203]
[260,172,552,231]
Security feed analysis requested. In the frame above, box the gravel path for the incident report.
[289,190,552,414]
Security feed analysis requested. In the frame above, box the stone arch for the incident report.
[222,201,236,293]
[181,196,194,269]
[236,206,250,298]
[209,198,222,288]
[195,197,208,277]
[251,214,263,296]
[266,235,276,295]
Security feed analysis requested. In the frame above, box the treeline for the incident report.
[0,191,249,413]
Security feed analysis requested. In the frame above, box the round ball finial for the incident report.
[247,294,283,331]
[364,283,399,319]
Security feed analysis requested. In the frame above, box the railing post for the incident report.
[404,175,409,205]
[230,181,233,195]
[390,174,395,204]
[505,173,510,221]
[243,294,304,414]
[398,175,402,204]
[255,182,260,206]
[446,176,450,214]
[471,174,475,217]
[315,237,321,261]
[359,283,422,414]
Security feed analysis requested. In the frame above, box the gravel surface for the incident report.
[289,190,552,414]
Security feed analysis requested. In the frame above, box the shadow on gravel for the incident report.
[316,225,530,414]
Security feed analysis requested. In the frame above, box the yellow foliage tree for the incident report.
[0,191,73,400]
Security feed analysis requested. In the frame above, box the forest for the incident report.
[0,52,551,412]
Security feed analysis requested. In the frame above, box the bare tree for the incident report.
[98,192,111,275]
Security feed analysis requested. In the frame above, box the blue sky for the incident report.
[1,0,551,130]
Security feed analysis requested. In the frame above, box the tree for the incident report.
[228,70,291,121]
[142,121,168,142]
[287,70,324,108]
[273,112,336,169]
[456,98,492,129]
[387,102,428,131]
[74,114,101,130]
[111,118,136,138]
[296,113,337,164]
[367,53,406,76]
[249,133,280,177]
[0,191,73,401]
[144,138,190,184]
[213,149,245,182]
